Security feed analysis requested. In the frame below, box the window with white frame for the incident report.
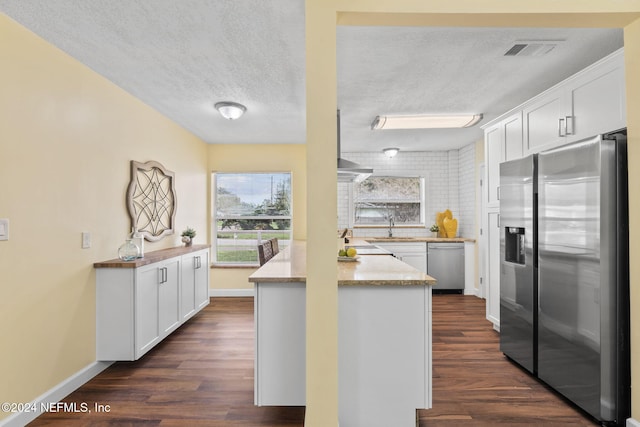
[213,172,292,265]
[353,176,425,226]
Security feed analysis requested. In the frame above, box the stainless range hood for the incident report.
[337,110,373,182]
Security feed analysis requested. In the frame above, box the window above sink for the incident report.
[353,176,426,227]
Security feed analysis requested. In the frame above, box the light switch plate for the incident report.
[0,218,8,241]
[82,232,91,249]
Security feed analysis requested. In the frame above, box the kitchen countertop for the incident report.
[248,240,436,287]
[94,244,210,268]
[363,237,475,243]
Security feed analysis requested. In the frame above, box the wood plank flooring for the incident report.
[28,295,597,426]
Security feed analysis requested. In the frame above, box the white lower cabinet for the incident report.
[254,282,306,406]
[486,211,501,330]
[135,258,180,357]
[374,242,427,273]
[254,281,432,427]
[96,246,210,361]
[180,249,210,321]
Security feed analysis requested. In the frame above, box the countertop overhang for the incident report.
[364,237,474,243]
[94,244,211,268]
[248,240,436,286]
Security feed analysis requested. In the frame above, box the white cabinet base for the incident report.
[254,282,306,406]
[254,281,433,427]
[339,285,432,427]
[96,247,210,361]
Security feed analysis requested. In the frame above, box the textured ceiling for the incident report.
[0,1,624,152]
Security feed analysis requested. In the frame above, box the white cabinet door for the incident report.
[194,250,210,310]
[485,125,503,207]
[486,212,501,329]
[181,249,210,320]
[135,264,162,358]
[373,242,427,273]
[159,257,181,336]
[567,57,626,142]
[503,113,523,161]
[523,89,568,155]
[180,254,197,320]
[400,253,428,273]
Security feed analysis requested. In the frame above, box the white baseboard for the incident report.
[627,417,640,427]
[210,288,255,297]
[0,361,113,427]
[464,287,477,296]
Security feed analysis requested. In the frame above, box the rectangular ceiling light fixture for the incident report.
[371,114,483,130]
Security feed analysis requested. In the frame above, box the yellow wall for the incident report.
[0,13,208,415]
[305,1,640,425]
[208,144,306,290]
[624,17,640,421]
[305,1,340,424]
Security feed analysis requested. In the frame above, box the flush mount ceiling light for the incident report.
[215,101,247,120]
[371,114,483,130]
[383,148,399,158]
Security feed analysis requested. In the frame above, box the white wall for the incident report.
[457,143,476,237]
[337,143,476,238]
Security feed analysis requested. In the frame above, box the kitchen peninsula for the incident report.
[249,241,436,427]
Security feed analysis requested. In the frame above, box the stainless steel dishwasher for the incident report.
[427,242,465,293]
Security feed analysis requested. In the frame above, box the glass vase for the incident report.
[118,239,140,261]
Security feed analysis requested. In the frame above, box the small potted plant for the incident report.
[429,224,439,238]
[181,227,196,246]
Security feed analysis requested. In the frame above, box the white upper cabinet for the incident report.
[566,55,626,142]
[503,113,523,161]
[484,111,522,208]
[481,48,625,330]
[522,48,625,155]
[523,90,567,154]
[485,124,503,208]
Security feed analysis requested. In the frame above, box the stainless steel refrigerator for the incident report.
[499,131,630,425]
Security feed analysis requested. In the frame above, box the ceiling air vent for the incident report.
[504,40,564,57]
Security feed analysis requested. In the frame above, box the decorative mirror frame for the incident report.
[126,160,177,241]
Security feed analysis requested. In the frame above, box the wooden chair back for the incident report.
[268,238,279,255]
[258,240,274,266]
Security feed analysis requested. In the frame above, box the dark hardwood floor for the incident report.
[28,295,596,426]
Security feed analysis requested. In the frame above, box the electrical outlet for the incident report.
[82,232,91,249]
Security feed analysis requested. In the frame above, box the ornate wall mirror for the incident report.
[126,160,177,241]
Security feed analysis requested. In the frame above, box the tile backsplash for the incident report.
[338,142,477,238]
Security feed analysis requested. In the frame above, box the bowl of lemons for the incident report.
[338,247,359,262]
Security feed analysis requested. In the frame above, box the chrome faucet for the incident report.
[388,216,394,237]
